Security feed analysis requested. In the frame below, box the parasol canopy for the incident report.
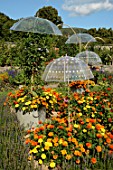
[65,33,96,44]
[42,55,94,82]
[76,50,102,66]
[10,16,62,36]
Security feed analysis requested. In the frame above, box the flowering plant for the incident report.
[5,86,59,116]
[25,86,113,169]
[69,80,95,89]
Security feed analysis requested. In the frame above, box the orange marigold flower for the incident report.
[53,155,58,159]
[96,145,102,152]
[34,134,38,139]
[109,134,113,139]
[39,126,45,131]
[62,141,68,147]
[48,132,54,137]
[96,133,102,138]
[58,126,64,129]
[89,119,96,123]
[38,135,43,139]
[107,87,111,91]
[67,132,72,137]
[54,143,58,147]
[30,140,38,146]
[76,159,80,164]
[25,138,31,144]
[71,138,77,143]
[106,138,111,144]
[74,150,82,156]
[61,149,67,155]
[95,124,102,130]
[68,138,72,142]
[86,142,92,148]
[53,137,58,143]
[80,147,85,153]
[109,144,113,150]
[91,157,97,164]
[27,129,31,133]
[86,123,92,129]
[66,154,72,160]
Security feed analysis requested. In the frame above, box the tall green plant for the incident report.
[17,33,57,85]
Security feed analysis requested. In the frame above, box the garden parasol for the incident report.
[42,55,94,125]
[65,33,96,52]
[76,50,102,66]
[10,16,62,35]
[65,33,96,44]
[42,55,94,83]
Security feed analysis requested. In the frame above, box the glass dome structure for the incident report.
[76,51,102,66]
[10,17,62,36]
[65,33,96,44]
[42,55,94,82]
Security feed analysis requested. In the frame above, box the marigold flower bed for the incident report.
[5,77,113,169]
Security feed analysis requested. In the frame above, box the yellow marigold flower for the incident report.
[49,161,56,168]
[59,138,63,144]
[36,145,40,148]
[49,100,53,103]
[41,148,44,151]
[17,98,22,102]
[45,146,50,150]
[83,129,87,133]
[86,105,91,109]
[49,94,52,96]
[77,100,83,104]
[78,112,82,117]
[21,98,25,102]
[25,101,31,105]
[45,141,52,147]
[92,126,95,129]
[41,153,46,159]
[46,96,49,99]
[29,147,38,154]
[38,159,43,165]
[101,133,105,136]
[83,107,87,110]
[74,124,79,128]
[92,114,95,117]
[30,104,37,108]
[38,138,43,143]
[47,138,52,142]
[28,156,32,161]
[15,104,19,108]
[22,107,26,111]
[66,154,72,160]
[61,149,67,155]
[101,128,105,133]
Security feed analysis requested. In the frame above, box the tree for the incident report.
[35,6,63,27]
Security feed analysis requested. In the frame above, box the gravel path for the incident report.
[0,65,113,73]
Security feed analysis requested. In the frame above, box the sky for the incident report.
[1,0,113,30]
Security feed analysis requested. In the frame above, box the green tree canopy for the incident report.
[35,6,63,27]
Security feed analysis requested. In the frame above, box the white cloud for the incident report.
[62,0,113,16]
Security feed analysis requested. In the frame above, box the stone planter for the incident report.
[16,107,46,130]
